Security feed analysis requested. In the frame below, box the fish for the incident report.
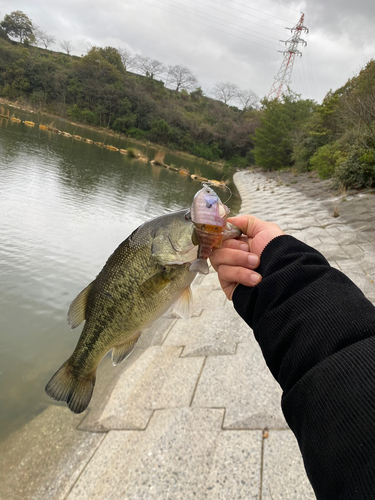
[45,208,240,414]
[189,183,238,274]
[45,210,198,413]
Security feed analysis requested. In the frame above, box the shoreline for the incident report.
[0,98,225,170]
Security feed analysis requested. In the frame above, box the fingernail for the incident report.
[239,243,249,251]
[247,255,259,266]
[250,273,261,283]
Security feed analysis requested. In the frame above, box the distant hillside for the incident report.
[0,36,260,166]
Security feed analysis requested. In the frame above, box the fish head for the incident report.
[151,211,198,266]
[190,184,229,229]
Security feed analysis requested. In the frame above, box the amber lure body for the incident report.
[189,184,239,274]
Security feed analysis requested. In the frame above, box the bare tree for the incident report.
[166,64,198,92]
[60,39,73,55]
[211,82,240,105]
[35,28,55,49]
[118,47,136,71]
[133,54,166,79]
[236,89,259,110]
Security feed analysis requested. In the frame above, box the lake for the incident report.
[0,105,240,441]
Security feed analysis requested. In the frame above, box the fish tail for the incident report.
[45,360,96,414]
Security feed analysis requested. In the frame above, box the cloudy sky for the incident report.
[1,0,374,103]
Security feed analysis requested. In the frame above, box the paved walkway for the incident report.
[1,169,375,500]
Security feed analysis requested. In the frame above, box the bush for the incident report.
[224,155,248,170]
[334,144,375,189]
[310,143,344,180]
[127,127,146,140]
[112,115,136,133]
[127,148,137,158]
[190,142,222,161]
[67,104,82,121]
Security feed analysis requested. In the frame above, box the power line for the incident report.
[176,0,287,37]
[161,0,285,42]
[137,0,282,50]
[196,0,293,27]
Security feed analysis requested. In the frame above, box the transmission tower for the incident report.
[268,13,308,100]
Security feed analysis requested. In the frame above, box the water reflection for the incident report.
[0,105,240,441]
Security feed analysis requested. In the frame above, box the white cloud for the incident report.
[1,0,375,102]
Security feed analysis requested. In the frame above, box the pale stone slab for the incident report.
[262,430,315,500]
[165,301,251,357]
[0,406,104,500]
[206,430,262,499]
[193,341,287,429]
[313,243,352,261]
[67,408,259,500]
[93,346,204,430]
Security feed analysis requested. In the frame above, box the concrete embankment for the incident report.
[1,169,375,500]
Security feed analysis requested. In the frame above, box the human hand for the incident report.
[210,215,285,299]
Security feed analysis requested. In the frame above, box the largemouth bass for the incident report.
[189,183,231,274]
[45,209,240,413]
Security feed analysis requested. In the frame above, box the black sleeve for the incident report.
[232,235,375,500]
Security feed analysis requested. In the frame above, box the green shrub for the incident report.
[67,104,82,121]
[310,143,344,179]
[127,148,136,158]
[190,143,222,161]
[112,115,136,133]
[224,155,248,170]
[127,127,146,139]
[334,144,375,189]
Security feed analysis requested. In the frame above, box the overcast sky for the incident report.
[1,0,374,104]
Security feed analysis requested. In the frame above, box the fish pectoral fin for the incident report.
[138,271,170,295]
[189,259,209,275]
[173,286,193,319]
[112,335,140,366]
[67,281,95,329]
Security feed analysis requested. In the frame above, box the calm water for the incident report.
[0,106,240,441]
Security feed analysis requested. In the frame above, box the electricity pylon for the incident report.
[268,13,308,100]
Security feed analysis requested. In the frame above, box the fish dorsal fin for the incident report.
[173,286,193,319]
[67,281,94,329]
[111,335,140,366]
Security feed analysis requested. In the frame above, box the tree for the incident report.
[211,81,240,104]
[254,95,315,170]
[35,28,55,50]
[118,47,136,71]
[133,55,166,79]
[236,89,259,110]
[97,46,124,73]
[60,39,73,55]
[1,11,35,43]
[166,64,198,92]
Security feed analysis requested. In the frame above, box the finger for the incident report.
[219,237,250,252]
[217,265,262,288]
[210,248,260,270]
[227,216,258,238]
[218,279,237,301]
